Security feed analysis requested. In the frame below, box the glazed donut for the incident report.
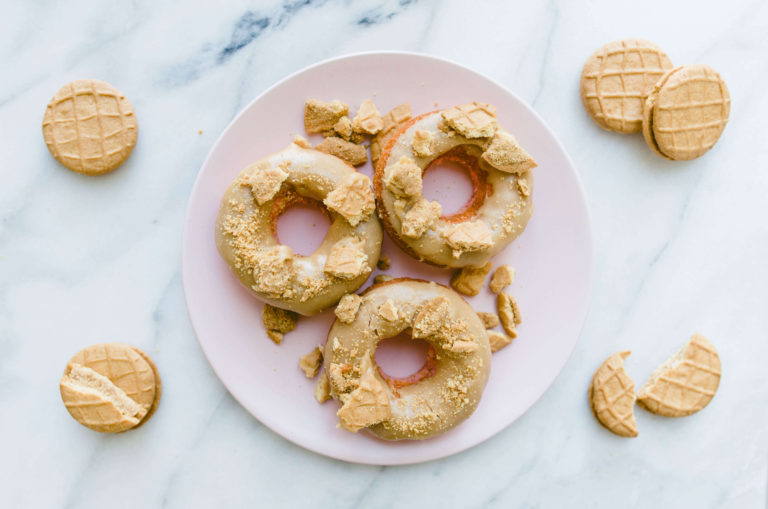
[373,102,536,268]
[216,138,383,316]
[325,278,491,440]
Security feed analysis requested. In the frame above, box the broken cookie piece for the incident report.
[412,296,450,339]
[252,245,296,297]
[497,292,521,338]
[314,371,332,403]
[352,99,383,135]
[383,156,423,198]
[371,103,412,166]
[292,134,312,149]
[477,311,499,329]
[378,298,399,322]
[377,254,391,270]
[299,346,324,378]
[401,198,442,239]
[335,293,362,324]
[304,99,349,133]
[481,131,537,173]
[245,165,289,205]
[489,265,515,294]
[373,274,393,285]
[450,261,493,297]
[411,129,435,158]
[323,172,375,226]
[336,356,391,432]
[488,330,513,353]
[441,220,493,257]
[262,303,299,345]
[441,102,497,138]
[324,237,369,279]
[315,137,367,167]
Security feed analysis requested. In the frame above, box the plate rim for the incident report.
[181,50,595,465]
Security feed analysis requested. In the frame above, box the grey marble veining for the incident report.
[1,0,767,507]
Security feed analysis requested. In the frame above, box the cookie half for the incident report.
[589,351,638,437]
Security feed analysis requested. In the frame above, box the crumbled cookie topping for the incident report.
[252,245,296,297]
[481,131,537,173]
[477,311,499,329]
[489,265,515,294]
[377,254,391,270]
[304,99,349,133]
[245,165,288,205]
[383,156,423,198]
[373,274,393,285]
[352,99,383,135]
[378,298,399,322]
[323,172,375,226]
[411,129,435,158]
[262,303,298,345]
[442,319,478,353]
[441,220,493,257]
[441,102,498,138]
[371,103,412,164]
[517,178,531,198]
[450,261,492,296]
[412,296,450,339]
[328,362,354,393]
[335,293,362,324]
[299,347,323,378]
[497,292,521,337]
[336,356,391,432]
[488,330,513,353]
[315,137,368,167]
[293,135,312,149]
[324,237,369,279]
[332,116,354,140]
[314,371,332,403]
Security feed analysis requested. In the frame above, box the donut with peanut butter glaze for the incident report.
[325,278,491,440]
[216,138,382,316]
[373,102,536,268]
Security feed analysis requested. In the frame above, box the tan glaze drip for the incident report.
[423,145,490,224]
[376,340,437,398]
[269,189,332,245]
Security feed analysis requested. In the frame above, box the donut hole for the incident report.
[275,200,331,256]
[375,331,434,381]
[422,159,474,216]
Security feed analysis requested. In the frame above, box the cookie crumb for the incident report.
[377,254,391,270]
[411,129,435,158]
[450,262,492,296]
[402,198,442,239]
[488,330,513,352]
[299,346,323,378]
[293,134,312,149]
[378,298,399,322]
[481,131,537,173]
[246,165,289,205]
[252,246,296,297]
[412,296,450,338]
[383,156,423,198]
[324,237,369,279]
[262,304,299,344]
[314,371,332,403]
[442,221,493,257]
[497,293,521,337]
[517,178,531,198]
[374,274,393,285]
[336,356,391,432]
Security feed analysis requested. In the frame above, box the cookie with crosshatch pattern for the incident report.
[42,79,138,175]
[589,350,638,437]
[642,64,730,160]
[581,39,673,133]
[637,333,720,417]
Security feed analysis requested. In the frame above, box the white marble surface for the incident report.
[1,0,766,507]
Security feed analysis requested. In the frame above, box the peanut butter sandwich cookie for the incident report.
[42,79,138,175]
[581,39,673,133]
[589,351,638,437]
[60,343,161,433]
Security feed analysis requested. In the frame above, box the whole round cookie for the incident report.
[581,39,673,133]
[42,79,138,175]
[642,64,730,160]
[59,343,160,433]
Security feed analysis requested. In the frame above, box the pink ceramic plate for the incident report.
[182,52,593,465]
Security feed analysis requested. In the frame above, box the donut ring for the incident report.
[374,106,535,268]
[324,278,491,440]
[216,139,383,315]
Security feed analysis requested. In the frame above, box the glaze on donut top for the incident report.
[215,138,383,316]
[325,278,491,440]
[374,102,537,268]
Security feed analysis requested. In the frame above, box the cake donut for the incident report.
[216,138,383,316]
[325,278,491,440]
[373,102,537,268]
